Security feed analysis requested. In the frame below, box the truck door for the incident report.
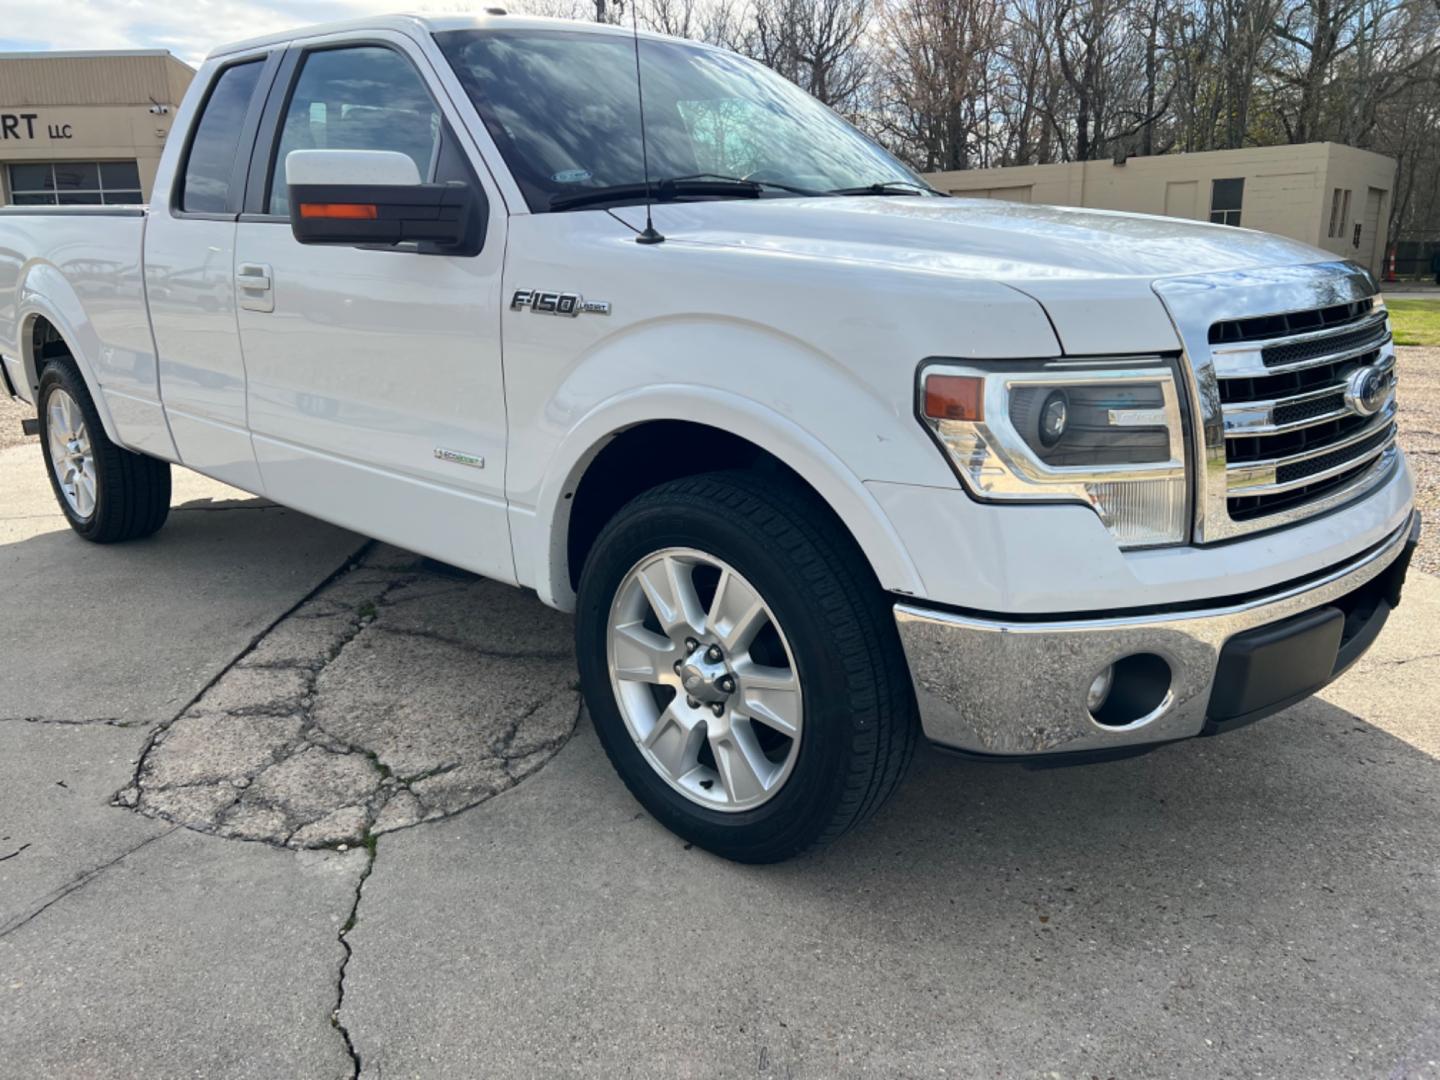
[232,35,513,583]
[145,51,279,492]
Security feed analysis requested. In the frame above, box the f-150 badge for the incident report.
[510,290,611,317]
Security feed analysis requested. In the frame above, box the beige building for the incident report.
[926,143,1397,276]
[0,50,195,207]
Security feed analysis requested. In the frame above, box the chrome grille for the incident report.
[1153,262,1401,543]
[1260,316,1386,369]
[1208,297,1374,346]
[1212,309,1396,529]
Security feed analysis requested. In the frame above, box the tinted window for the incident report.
[268,47,442,216]
[182,60,264,213]
[436,29,922,212]
[101,161,141,190]
[7,161,143,206]
[8,163,52,193]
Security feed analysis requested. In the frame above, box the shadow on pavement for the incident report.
[0,493,363,725]
[344,689,1440,1079]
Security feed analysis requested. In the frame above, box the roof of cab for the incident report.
[208,11,681,60]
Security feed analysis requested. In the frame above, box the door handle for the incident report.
[237,263,274,313]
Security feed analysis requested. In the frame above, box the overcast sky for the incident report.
[0,1,510,66]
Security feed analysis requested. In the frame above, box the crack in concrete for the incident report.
[331,835,377,1080]
[0,842,31,861]
[96,541,582,1073]
[116,543,581,850]
[363,622,573,660]
[1361,650,1440,669]
[116,542,377,807]
[1,715,127,726]
[0,827,179,939]
[1385,650,1440,666]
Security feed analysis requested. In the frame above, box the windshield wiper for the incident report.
[669,173,830,197]
[827,181,941,197]
[551,178,761,212]
[550,174,825,211]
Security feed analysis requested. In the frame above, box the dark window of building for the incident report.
[1210,177,1243,226]
[266,46,442,216]
[6,161,143,205]
[181,59,264,214]
[101,161,141,192]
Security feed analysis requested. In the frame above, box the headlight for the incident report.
[918,358,1190,548]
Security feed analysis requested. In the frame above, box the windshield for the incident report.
[435,28,928,212]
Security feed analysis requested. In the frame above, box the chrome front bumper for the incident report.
[895,511,1420,757]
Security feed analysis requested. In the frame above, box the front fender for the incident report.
[523,384,930,611]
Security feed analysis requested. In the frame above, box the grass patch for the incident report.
[1388,300,1440,346]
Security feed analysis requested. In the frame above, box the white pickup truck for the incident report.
[0,13,1420,862]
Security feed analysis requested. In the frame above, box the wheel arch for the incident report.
[18,273,123,444]
[524,387,927,612]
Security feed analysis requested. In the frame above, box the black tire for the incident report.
[576,470,918,863]
[36,360,171,543]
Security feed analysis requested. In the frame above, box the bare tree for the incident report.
[872,0,1007,169]
[744,0,872,112]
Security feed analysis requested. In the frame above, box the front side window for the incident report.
[7,161,141,206]
[436,29,925,211]
[1210,177,1243,227]
[182,60,264,213]
[267,46,443,216]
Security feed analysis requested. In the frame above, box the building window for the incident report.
[7,161,143,206]
[1329,187,1354,239]
[1210,178,1243,226]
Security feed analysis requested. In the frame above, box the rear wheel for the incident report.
[576,470,917,863]
[37,361,171,543]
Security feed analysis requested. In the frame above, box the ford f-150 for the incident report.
[0,13,1420,862]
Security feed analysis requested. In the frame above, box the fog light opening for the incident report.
[1090,653,1172,729]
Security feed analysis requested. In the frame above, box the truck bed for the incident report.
[0,206,158,450]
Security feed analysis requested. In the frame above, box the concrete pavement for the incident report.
[3,405,1440,1078]
[2,434,375,1079]
[2,425,581,1078]
[340,577,1440,1079]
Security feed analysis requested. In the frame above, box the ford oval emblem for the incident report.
[1344,365,1388,417]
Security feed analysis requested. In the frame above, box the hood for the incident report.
[610,197,1343,354]
[611,195,1329,281]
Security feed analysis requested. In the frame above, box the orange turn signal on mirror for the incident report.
[923,374,984,421]
[298,203,378,220]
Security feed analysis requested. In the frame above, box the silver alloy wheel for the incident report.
[46,388,97,520]
[607,547,804,812]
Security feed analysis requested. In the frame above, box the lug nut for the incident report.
[710,703,725,717]
[673,659,683,673]
[685,638,699,653]
[718,676,735,694]
[706,645,723,663]
[686,696,700,709]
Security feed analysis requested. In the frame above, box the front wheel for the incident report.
[576,471,917,863]
[37,361,171,543]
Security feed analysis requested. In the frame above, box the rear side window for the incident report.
[267,46,442,217]
[181,60,264,214]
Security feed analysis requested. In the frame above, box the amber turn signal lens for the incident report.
[923,374,984,421]
[298,203,378,220]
